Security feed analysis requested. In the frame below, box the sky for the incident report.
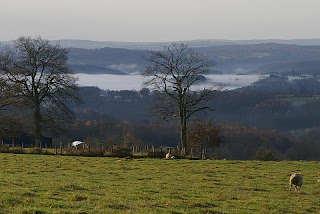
[1,0,320,42]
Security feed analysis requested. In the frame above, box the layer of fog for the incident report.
[73,74,266,91]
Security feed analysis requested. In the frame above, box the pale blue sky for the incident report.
[1,0,319,41]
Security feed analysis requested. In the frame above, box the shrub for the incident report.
[111,147,132,158]
[147,150,165,158]
[0,145,10,152]
[9,147,24,154]
[29,147,43,154]
[254,149,275,161]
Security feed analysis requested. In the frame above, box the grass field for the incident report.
[0,153,319,214]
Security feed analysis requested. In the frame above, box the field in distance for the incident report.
[0,154,319,213]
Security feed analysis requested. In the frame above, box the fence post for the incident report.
[45,144,48,154]
[55,146,57,155]
[60,142,62,155]
[202,149,207,160]
[82,143,85,154]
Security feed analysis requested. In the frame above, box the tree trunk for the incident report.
[179,105,187,152]
[34,105,42,147]
[10,131,15,147]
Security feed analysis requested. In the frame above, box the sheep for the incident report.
[171,155,175,159]
[165,153,172,159]
[289,173,303,191]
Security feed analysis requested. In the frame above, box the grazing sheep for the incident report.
[289,173,303,191]
[171,156,175,159]
[166,153,172,159]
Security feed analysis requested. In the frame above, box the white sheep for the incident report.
[165,153,172,159]
[289,173,303,191]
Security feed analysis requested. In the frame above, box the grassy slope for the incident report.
[0,153,319,214]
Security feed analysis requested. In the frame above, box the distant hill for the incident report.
[255,61,320,75]
[3,40,320,75]
[3,38,320,50]
[68,47,148,74]
[54,39,320,50]
[67,43,320,74]
[70,64,127,75]
[196,43,320,73]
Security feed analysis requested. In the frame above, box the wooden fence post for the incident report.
[202,149,207,160]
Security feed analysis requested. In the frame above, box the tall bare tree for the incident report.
[0,36,80,147]
[142,43,217,151]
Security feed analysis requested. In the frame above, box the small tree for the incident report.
[0,36,80,147]
[142,43,216,151]
[0,114,24,147]
[187,120,221,158]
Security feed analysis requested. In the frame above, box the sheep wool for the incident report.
[289,173,303,191]
[166,153,172,159]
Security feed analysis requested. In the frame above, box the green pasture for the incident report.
[0,153,319,213]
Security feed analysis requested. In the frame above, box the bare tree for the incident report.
[142,43,217,151]
[0,36,80,147]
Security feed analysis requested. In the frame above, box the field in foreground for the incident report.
[0,154,319,214]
